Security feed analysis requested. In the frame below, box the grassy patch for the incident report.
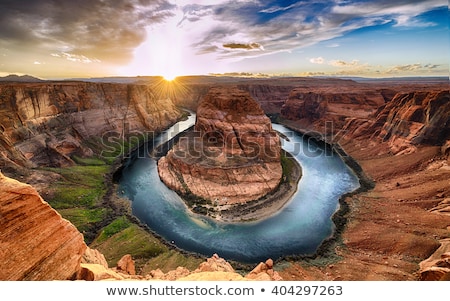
[44,165,109,209]
[141,250,204,274]
[91,222,168,268]
[95,216,131,244]
[41,164,110,242]
[58,207,107,233]
[72,155,106,166]
[281,151,295,178]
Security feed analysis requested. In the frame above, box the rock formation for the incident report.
[0,82,182,170]
[280,84,388,132]
[342,90,450,154]
[158,87,282,208]
[78,253,283,281]
[116,254,136,275]
[419,238,450,280]
[0,171,86,280]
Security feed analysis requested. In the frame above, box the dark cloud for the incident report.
[0,0,175,63]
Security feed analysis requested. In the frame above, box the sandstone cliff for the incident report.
[0,82,182,170]
[342,90,449,154]
[0,171,86,280]
[158,87,282,209]
[280,85,388,133]
[170,77,322,114]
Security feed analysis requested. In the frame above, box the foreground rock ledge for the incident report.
[158,87,283,215]
[0,172,86,280]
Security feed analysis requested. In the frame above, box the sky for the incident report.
[0,0,448,79]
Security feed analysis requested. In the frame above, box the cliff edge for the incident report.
[0,171,86,280]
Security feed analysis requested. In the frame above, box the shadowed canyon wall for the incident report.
[0,82,182,172]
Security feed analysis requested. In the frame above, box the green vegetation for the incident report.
[44,165,109,209]
[280,150,295,180]
[41,133,203,273]
[91,220,169,268]
[142,250,203,274]
[58,207,107,233]
[42,164,110,241]
[72,155,106,166]
[94,216,131,244]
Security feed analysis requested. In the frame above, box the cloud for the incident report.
[328,59,360,67]
[310,57,362,67]
[1,0,446,76]
[223,42,263,50]
[393,15,437,27]
[0,0,175,64]
[331,0,444,17]
[259,3,299,14]
[387,63,442,73]
[181,0,446,61]
[51,52,101,64]
[310,57,325,64]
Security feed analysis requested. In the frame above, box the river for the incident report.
[117,114,360,263]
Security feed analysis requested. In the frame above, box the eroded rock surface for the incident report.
[0,82,182,170]
[158,87,282,206]
[0,172,86,280]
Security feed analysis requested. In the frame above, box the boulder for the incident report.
[116,254,136,275]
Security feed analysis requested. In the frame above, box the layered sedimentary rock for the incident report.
[342,90,450,154]
[0,172,86,280]
[280,86,388,132]
[158,87,282,206]
[0,82,181,170]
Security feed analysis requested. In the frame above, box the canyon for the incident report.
[0,76,449,280]
[0,82,182,172]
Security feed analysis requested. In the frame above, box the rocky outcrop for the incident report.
[82,247,109,268]
[246,258,283,281]
[0,82,182,170]
[116,254,136,275]
[195,253,235,273]
[342,90,449,154]
[419,238,450,280]
[280,85,387,133]
[78,253,283,281]
[168,77,297,114]
[158,87,282,207]
[0,171,86,280]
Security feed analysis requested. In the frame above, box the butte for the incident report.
[157,87,287,220]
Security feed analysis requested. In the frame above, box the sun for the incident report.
[162,71,178,82]
[151,74,189,101]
